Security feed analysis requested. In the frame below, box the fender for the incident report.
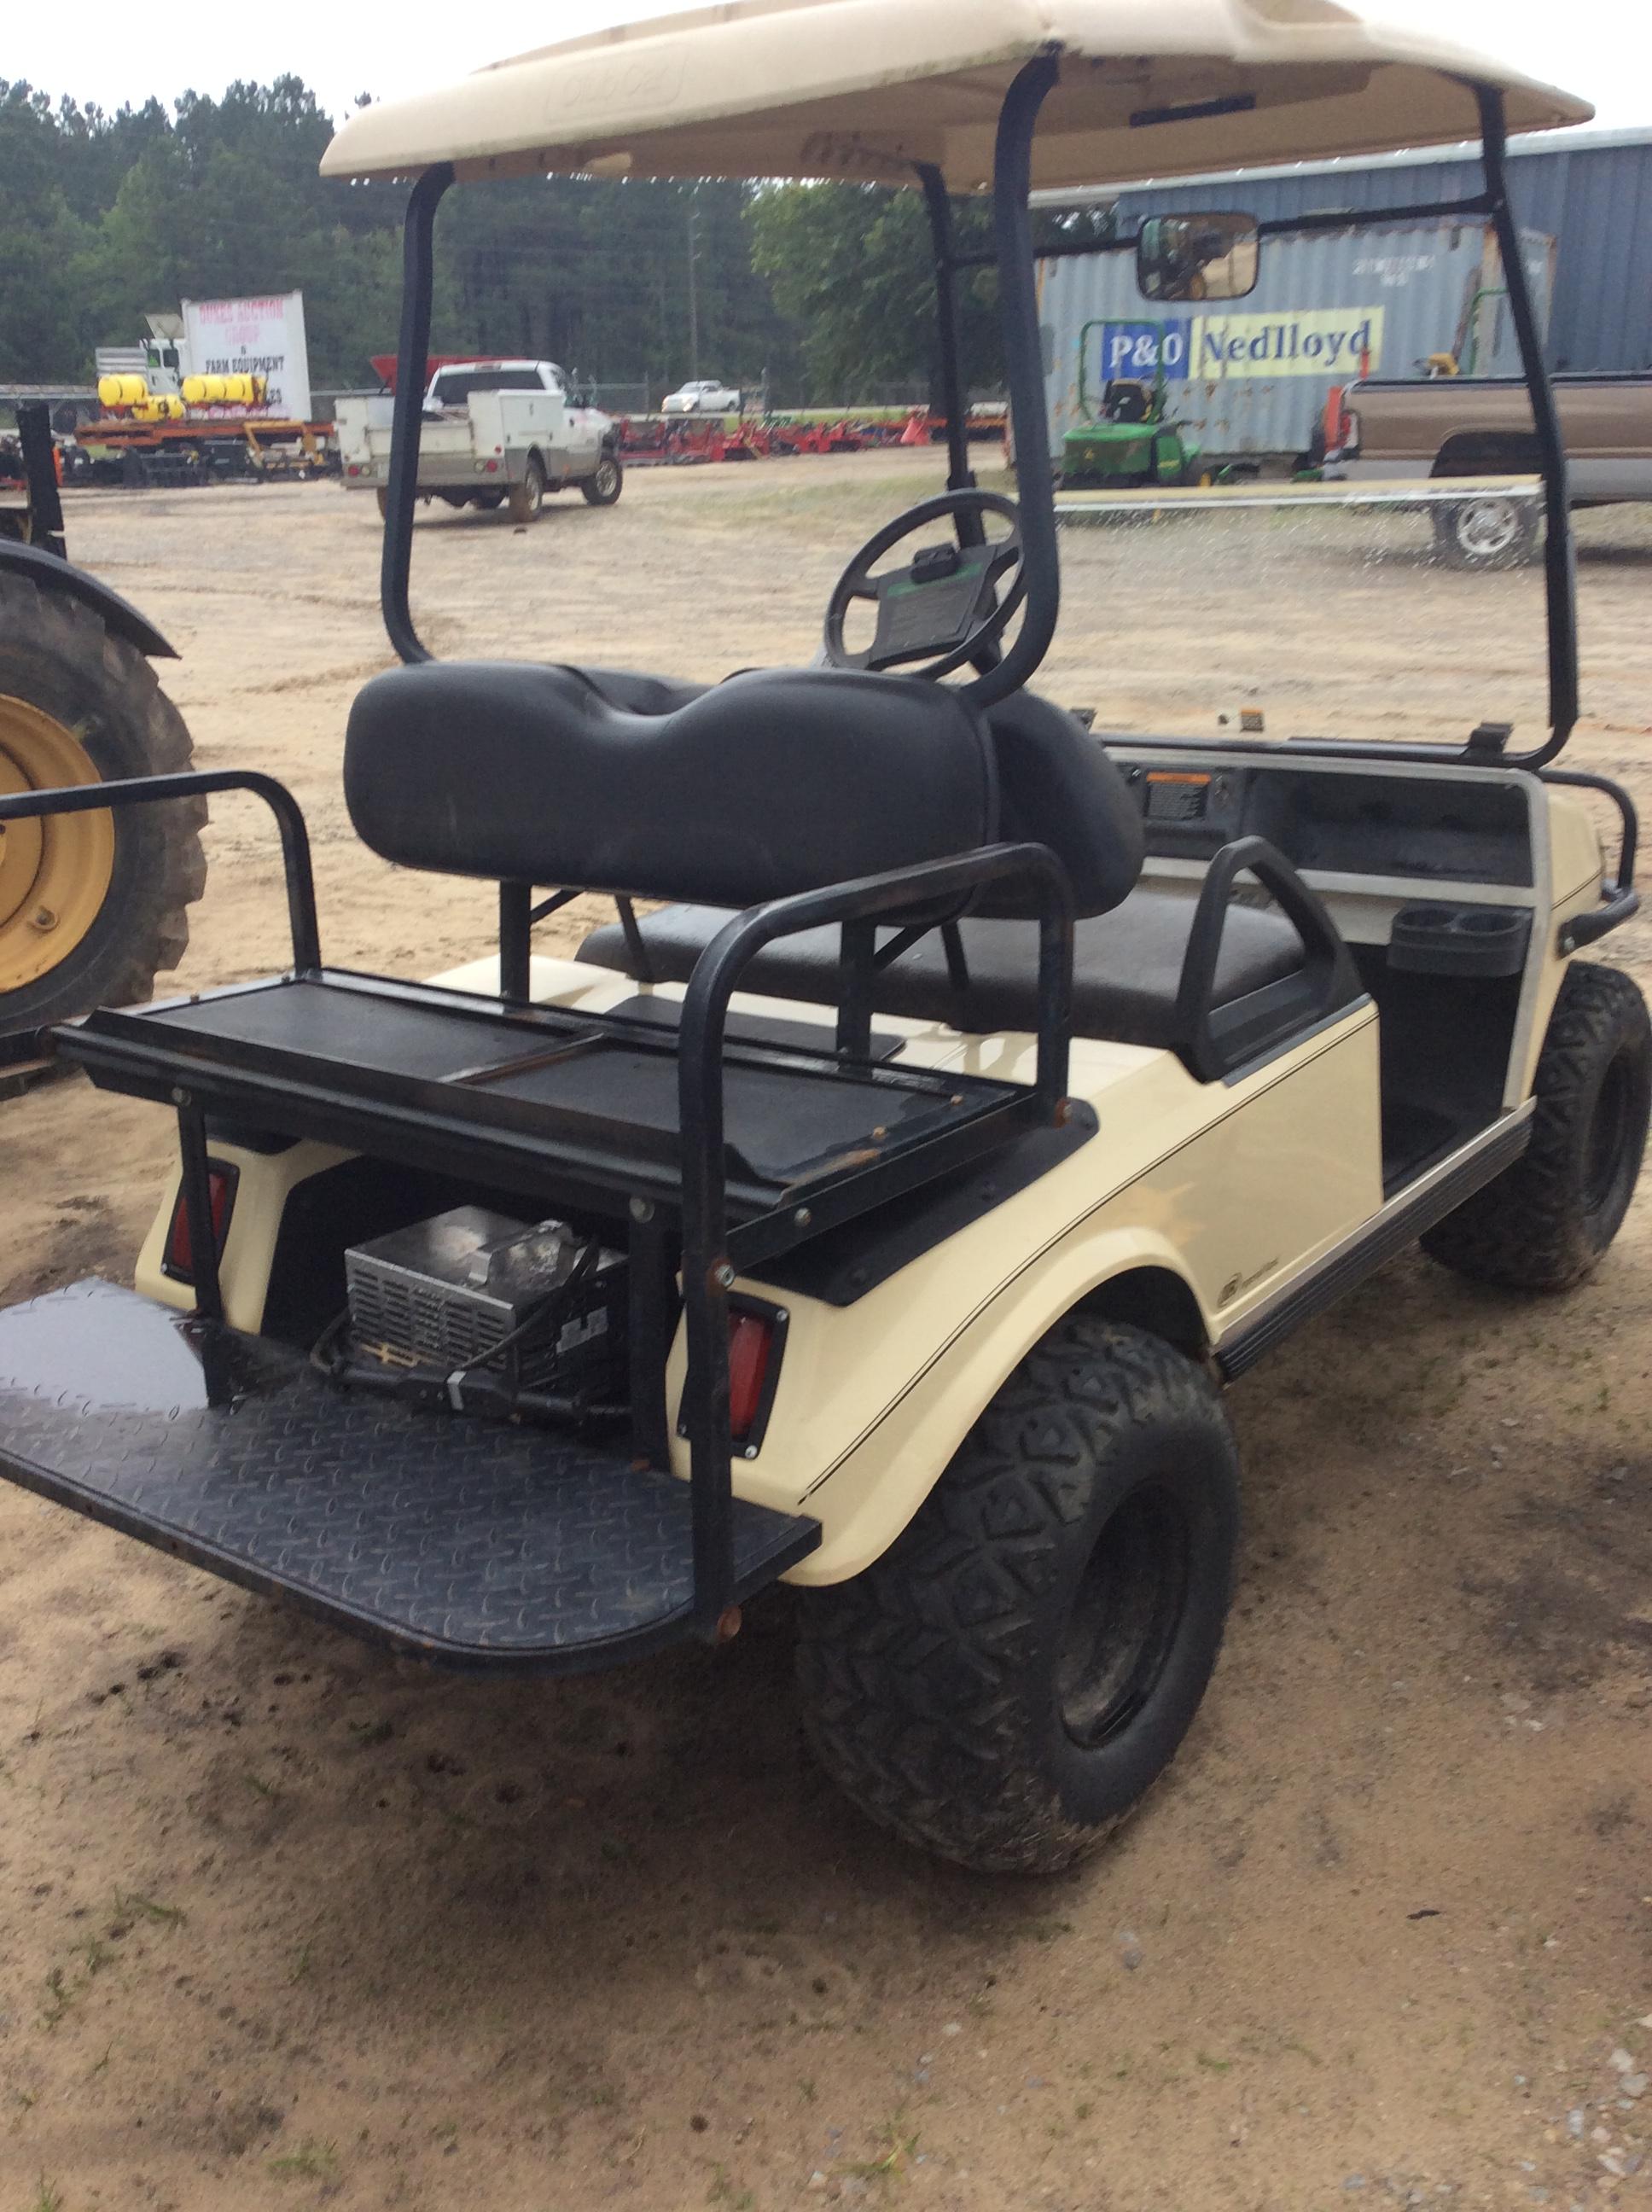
[749,1232,1221,1587]
[0,541,177,660]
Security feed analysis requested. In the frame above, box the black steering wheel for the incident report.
[822,488,1025,695]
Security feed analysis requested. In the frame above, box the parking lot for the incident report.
[2,454,1649,2211]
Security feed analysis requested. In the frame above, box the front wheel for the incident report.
[581,452,624,507]
[795,1317,1239,1874]
[1422,962,1651,1290]
[508,457,546,525]
[1432,492,1540,569]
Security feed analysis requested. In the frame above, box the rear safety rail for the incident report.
[673,840,1075,1627]
[0,767,322,973]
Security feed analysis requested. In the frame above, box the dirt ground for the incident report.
[1,451,1649,2212]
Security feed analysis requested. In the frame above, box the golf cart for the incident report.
[0,3,1644,1877]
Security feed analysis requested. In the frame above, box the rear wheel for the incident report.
[795,1317,1239,1873]
[1432,493,1540,569]
[0,575,205,1043]
[1422,961,1650,1290]
[508,457,546,525]
[581,452,624,507]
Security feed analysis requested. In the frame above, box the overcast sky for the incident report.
[11,0,1650,134]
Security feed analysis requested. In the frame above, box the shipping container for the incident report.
[1039,220,1553,465]
[1033,123,1652,377]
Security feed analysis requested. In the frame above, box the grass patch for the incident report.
[843,2110,919,2183]
[40,1968,77,2030]
[268,2139,340,2181]
[115,1890,185,1925]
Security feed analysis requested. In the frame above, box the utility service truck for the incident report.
[337,358,623,522]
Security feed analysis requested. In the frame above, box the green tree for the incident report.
[0,73,805,397]
[747,183,1001,406]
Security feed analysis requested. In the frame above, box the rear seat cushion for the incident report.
[344,662,998,909]
[576,888,1306,1051]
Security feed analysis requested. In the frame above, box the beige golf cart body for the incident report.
[102,0,1610,1581]
[131,768,1609,1582]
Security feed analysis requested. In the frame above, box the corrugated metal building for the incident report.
[1034,125,1652,462]
[1041,218,1552,460]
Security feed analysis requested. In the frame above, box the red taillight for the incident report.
[484,458,500,472]
[346,463,360,476]
[727,1312,774,1441]
[163,1167,236,1284]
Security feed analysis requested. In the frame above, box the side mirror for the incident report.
[1137,212,1259,303]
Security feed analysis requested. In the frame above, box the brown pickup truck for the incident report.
[1335,372,1652,566]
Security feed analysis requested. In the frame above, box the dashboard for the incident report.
[1108,749,1534,890]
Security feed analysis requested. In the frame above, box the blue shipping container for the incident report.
[1039,219,1552,463]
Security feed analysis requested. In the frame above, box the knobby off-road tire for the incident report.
[508,457,546,525]
[0,575,206,1039]
[795,1318,1240,1874]
[1422,961,1651,1291]
[580,452,624,507]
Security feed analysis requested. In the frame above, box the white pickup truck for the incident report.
[336,358,622,522]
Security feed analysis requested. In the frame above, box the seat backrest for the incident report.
[344,662,998,910]
[980,690,1144,918]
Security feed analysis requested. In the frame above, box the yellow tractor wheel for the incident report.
[0,574,205,1048]
[0,697,114,994]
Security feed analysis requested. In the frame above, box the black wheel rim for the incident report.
[1584,1051,1636,1214]
[1056,1482,1190,1749]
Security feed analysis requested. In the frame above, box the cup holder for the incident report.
[1390,902,1531,976]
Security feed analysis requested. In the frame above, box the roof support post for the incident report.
[970,50,1061,708]
[1474,83,1577,765]
[918,165,974,498]
[382,162,453,667]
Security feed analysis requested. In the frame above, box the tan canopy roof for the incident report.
[319,0,1591,192]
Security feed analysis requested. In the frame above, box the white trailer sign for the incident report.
[180,292,311,422]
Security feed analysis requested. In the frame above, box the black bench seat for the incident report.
[579,885,1306,1050]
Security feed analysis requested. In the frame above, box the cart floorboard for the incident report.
[0,1279,819,1671]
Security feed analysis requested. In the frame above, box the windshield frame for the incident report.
[375,63,1577,767]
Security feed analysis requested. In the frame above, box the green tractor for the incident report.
[1060,327,1206,491]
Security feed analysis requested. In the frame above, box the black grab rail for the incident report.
[674,839,1075,1631]
[1541,767,1642,953]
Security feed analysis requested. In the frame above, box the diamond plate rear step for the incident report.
[0,1279,819,1672]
